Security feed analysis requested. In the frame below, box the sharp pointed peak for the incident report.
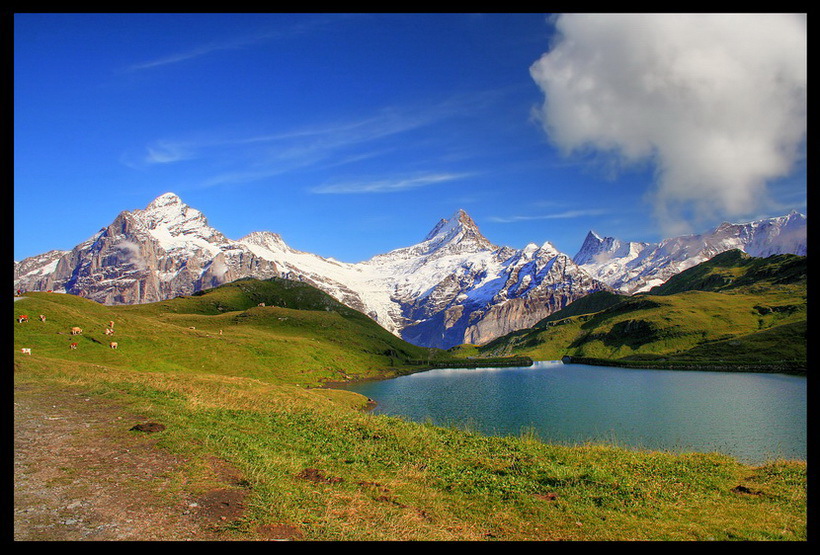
[420,209,493,252]
[426,209,475,236]
[577,231,605,251]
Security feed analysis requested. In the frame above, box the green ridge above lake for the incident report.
[478,251,806,373]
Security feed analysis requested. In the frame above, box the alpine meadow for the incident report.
[14,13,806,542]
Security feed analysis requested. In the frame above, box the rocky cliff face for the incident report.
[14,193,807,349]
[573,211,808,294]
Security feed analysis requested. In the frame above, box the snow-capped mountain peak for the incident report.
[146,191,183,209]
[127,193,227,256]
[574,211,807,294]
[238,230,292,254]
[139,192,208,229]
[422,209,495,254]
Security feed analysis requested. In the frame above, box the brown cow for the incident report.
[70,327,83,335]
[109,342,118,349]
[69,343,78,350]
[17,315,29,323]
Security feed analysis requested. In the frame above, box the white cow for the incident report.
[20,348,31,355]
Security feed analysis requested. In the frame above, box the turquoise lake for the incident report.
[339,361,806,465]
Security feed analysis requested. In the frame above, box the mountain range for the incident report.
[13,193,807,349]
[477,249,807,373]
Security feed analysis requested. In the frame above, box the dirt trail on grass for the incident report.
[13,383,258,541]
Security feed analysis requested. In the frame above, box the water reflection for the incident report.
[340,361,806,465]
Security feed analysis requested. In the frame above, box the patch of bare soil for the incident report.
[13,383,262,541]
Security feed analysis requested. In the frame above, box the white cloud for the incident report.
[113,240,146,269]
[530,13,807,235]
[121,16,344,73]
[488,208,608,223]
[311,173,472,194]
[122,105,441,180]
[144,140,194,165]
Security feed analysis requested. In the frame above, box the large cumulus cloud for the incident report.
[530,13,806,235]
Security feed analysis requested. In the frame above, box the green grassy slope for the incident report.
[647,249,807,296]
[12,278,454,388]
[12,277,807,540]
[479,252,806,372]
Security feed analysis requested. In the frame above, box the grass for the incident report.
[12,280,807,541]
[480,253,807,373]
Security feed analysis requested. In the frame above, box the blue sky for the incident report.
[14,13,807,263]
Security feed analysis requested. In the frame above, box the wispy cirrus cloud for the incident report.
[122,16,343,73]
[143,140,195,164]
[488,208,608,223]
[310,172,473,194]
[122,94,488,190]
[120,106,429,172]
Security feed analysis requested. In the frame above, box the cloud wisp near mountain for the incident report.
[14,193,806,349]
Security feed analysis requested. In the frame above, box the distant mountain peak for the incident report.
[574,211,807,294]
[137,192,208,229]
[424,209,470,238]
[146,192,183,208]
[422,209,494,253]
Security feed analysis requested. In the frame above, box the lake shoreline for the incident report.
[320,355,535,391]
[322,353,805,393]
[561,356,807,376]
[335,359,807,465]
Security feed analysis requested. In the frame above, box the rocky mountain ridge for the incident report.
[14,193,807,348]
[573,210,807,294]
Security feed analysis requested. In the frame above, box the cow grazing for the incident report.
[258,302,265,307]
[70,327,83,335]
[17,315,29,323]
[69,343,78,350]
[109,342,118,349]
[104,328,114,336]
[39,314,46,322]
[108,321,115,329]
[20,348,31,355]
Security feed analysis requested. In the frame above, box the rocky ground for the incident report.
[12,382,300,541]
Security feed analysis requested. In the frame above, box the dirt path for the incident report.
[13,383,256,541]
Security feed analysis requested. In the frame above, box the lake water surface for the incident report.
[339,361,806,465]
